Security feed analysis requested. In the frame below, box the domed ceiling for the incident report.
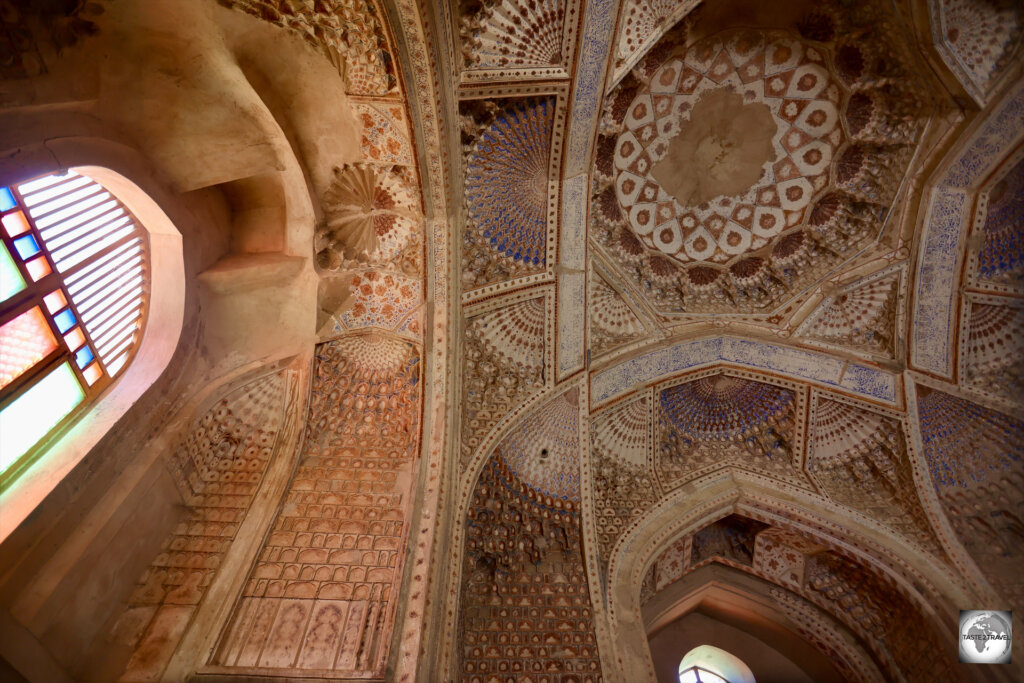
[446,0,1024,680]
[56,0,1021,680]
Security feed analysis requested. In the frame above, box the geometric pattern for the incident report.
[589,273,646,355]
[612,0,702,84]
[933,0,1023,101]
[120,371,290,681]
[657,374,804,488]
[613,31,845,267]
[592,396,658,573]
[461,453,602,682]
[593,9,926,315]
[461,298,547,465]
[592,395,649,468]
[214,337,421,676]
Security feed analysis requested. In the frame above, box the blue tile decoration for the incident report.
[466,97,554,269]
[592,336,898,405]
[912,81,1024,376]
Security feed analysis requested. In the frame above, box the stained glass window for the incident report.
[0,170,149,486]
[679,667,730,683]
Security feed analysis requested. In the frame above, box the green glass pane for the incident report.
[0,362,84,475]
[0,241,26,303]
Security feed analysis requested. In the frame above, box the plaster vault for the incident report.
[0,1,1021,682]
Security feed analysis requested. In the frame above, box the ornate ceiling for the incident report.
[13,0,1019,681]
[444,0,1024,680]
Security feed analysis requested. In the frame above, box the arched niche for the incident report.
[0,151,184,542]
[604,475,977,681]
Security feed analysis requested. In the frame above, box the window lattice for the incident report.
[0,170,149,483]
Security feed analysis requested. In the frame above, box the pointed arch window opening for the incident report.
[678,644,755,683]
[0,169,149,486]
[679,665,731,683]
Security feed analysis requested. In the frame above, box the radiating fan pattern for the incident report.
[940,0,1022,91]
[475,297,546,376]
[466,98,554,270]
[460,0,566,69]
[802,272,898,354]
[316,164,420,269]
[809,398,941,552]
[660,375,795,442]
[977,155,1024,285]
[590,275,646,353]
[964,302,1024,400]
[592,396,649,467]
[613,0,701,81]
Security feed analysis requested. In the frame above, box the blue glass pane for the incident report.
[0,187,15,212]
[54,308,76,333]
[75,345,94,369]
[13,234,40,260]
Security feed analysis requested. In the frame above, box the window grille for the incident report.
[0,170,149,485]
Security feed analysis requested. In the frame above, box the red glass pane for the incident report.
[25,256,51,281]
[83,361,102,386]
[63,326,86,351]
[0,306,58,389]
[2,211,30,238]
[43,289,67,313]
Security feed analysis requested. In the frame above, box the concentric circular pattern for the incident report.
[659,375,795,441]
[594,18,924,315]
[978,155,1024,283]
[614,31,844,266]
[497,390,580,500]
[466,98,553,268]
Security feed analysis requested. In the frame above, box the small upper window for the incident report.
[679,666,730,683]
[0,170,149,486]
[679,645,755,683]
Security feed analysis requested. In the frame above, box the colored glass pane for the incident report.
[83,362,102,386]
[2,211,30,237]
[74,345,94,369]
[53,308,76,333]
[0,187,15,212]
[0,306,58,389]
[43,289,67,313]
[25,256,51,281]
[0,362,83,475]
[0,242,26,302]
[63,326,85,351]
[13,234,40,260]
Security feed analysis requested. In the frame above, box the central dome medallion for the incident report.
[614,31,844,265]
